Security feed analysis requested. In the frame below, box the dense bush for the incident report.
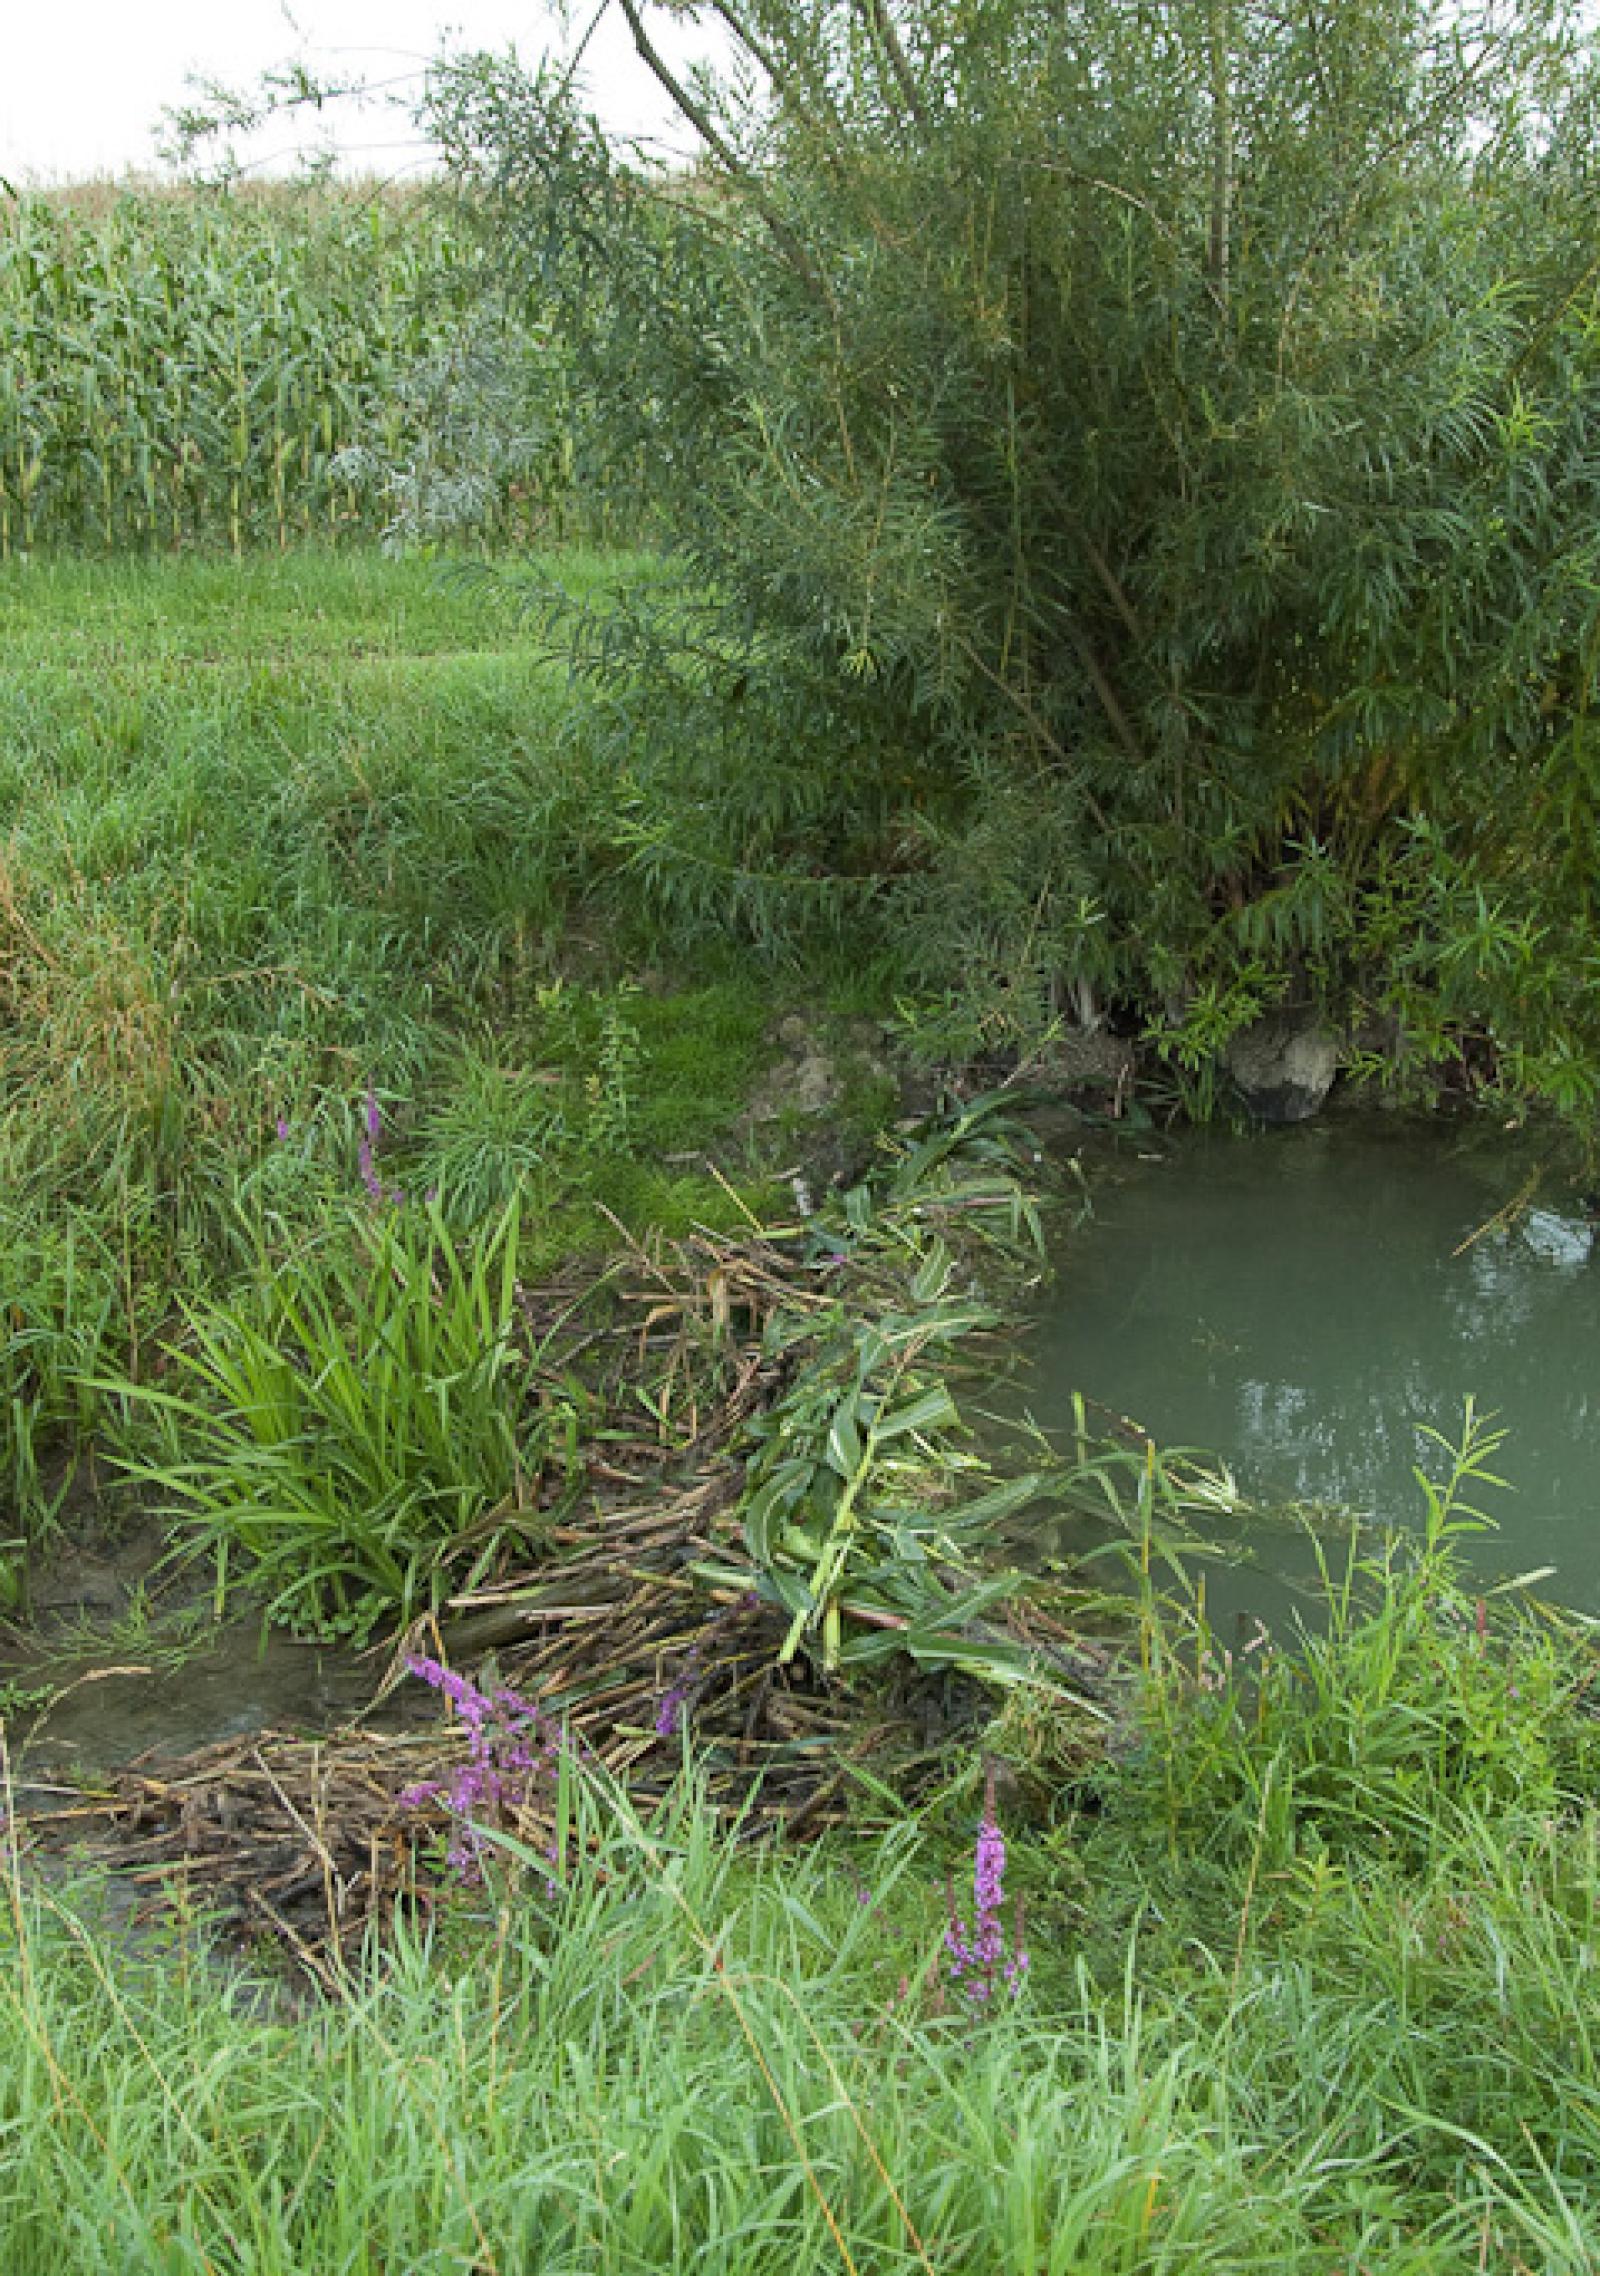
[429,1,1600,1111]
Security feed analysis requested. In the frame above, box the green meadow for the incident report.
[0,552,799,1535]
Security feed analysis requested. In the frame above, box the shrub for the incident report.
[427,1,1600,1110]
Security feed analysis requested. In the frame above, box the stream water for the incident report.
[1023,1113,1600,1623]
[0,1514,410,1805]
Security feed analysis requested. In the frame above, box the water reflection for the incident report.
[1026,1118,1600,1609]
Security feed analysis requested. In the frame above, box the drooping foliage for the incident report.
[430,1,1600,1110]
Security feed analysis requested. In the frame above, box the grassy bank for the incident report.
[7,1506,1600,2273]
[8,549,1600,2275]
[0,550,889,1560]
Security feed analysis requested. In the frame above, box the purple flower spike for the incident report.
[356,1082,406,1206]
[944,1768,1027,2007]
[358,1137,382,1199]
[401,1657,555,1886]
[654,1640,703,1739]
[275,1117,291,1143]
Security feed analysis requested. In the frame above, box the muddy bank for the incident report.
[0,1504,416,1787]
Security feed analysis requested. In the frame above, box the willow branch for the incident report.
[612,0,825,291]
[861,0,928,127]
[1274,41,1523,377]
[706,0,840,133]
[1038,160,1229,319]
[951,626,1122,826]
[1062,617,1144,769]
[1207,0,1233,308]
[704,0,863,199]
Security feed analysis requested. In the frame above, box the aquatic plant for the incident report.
[708,1096,1050,1681]
[111,1197,582,1638]
[1125,1406,1600,1871]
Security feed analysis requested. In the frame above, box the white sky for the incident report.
[1,0,714,183]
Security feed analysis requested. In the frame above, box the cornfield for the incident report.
[0,184,561,554]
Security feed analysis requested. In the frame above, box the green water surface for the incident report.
[1027,1115,1600,1614]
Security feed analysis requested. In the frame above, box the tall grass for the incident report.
[8,1643,1600,2271]
[0,1779,1241,2274]
[1121,1409,1600,1876]
[118,1200,585,1638]
[0,185,557,554]
[0,554,779,1542]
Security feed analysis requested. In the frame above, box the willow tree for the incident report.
[430,1,1600,1110]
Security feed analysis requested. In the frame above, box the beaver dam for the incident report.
[11,1100,1594,1972]
[3,1101,1131,1970]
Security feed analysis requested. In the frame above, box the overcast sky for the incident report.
[2,0,712,183]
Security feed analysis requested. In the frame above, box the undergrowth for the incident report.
[6,1477,1600,2272]
[1121,1409,1598,1877]
[0,552,864,1577]
[114,1199,587,1640]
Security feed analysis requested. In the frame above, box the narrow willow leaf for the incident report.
[874,1384,960,1441]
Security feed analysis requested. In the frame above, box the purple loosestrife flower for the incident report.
[945,1768,1028,2005]
[401,1656,556,1885]
[651,1595,759,1741]
[408,1654,490,1727]
[357,1145,383,1200]
[398,1777,447,1808]
[357,1089,379,1195]
[356,1083,407,1206]
[654,1636,709,1739]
